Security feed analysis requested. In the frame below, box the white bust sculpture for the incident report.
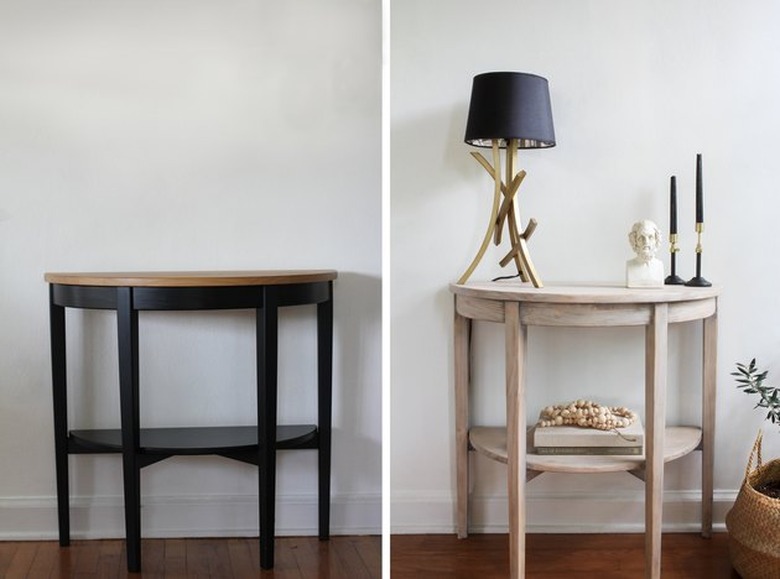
[626,219,664,288]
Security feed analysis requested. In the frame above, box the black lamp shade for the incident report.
[464,72,556,149]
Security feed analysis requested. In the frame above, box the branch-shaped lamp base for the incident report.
[457,139,542,287]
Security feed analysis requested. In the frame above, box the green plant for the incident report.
[732,358,780,426]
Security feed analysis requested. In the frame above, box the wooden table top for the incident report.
[44,270,338,287]
[450,281,720,304]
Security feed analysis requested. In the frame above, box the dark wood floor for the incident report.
[391,533,740,578]
[0,533,742,577]
[0,536,381,578]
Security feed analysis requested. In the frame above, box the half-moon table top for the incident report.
[450,281,720,304]
[44,270,338,287]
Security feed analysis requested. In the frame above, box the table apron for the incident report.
[456,295,716,327]
[51,282,332,311]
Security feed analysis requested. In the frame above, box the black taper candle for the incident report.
[695,153,703,223]
[670,175,677,234]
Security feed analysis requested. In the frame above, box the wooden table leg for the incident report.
[645,304,668,579]
[117,287,142,573]
[454,300,471,539]
[505,302,526,579]
[701,308,717,538]
[257,290,279,569]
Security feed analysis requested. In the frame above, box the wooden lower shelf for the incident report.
[69,425,318,455]
[469,425,702,474]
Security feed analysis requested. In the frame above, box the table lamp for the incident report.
[458,72,556,287]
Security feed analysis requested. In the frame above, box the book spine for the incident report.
[535,446,643,456]
[533,437,643,448]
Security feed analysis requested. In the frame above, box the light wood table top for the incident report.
[451,281,720,304]
[44,270,338,287]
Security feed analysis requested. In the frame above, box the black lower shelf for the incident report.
[69,424,318,456]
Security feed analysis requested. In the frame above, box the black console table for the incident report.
[45,270,337,572]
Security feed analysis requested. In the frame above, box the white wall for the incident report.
[392,0,780,533]
[0,0,381,538]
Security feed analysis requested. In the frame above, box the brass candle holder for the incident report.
[664,233,685,285]
[685,222,711,287]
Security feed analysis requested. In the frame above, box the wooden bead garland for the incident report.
[536,399,638,430]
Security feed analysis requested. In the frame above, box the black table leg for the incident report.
[49,287,70,546]
[117,288,142,572]
[317,286,333,540]
[257,290,279,569]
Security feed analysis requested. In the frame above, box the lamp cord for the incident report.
[491,273,523,282]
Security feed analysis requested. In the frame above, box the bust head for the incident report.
[628,220,661,263]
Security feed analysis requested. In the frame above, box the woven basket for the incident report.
[726,431,780,579]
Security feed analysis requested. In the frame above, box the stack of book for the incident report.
[533,420,644,455]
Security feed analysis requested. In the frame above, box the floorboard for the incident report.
[0,533,742,577]
[0,536,380,578]
[391,533,741,578]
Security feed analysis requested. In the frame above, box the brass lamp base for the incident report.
[457,139,542,287]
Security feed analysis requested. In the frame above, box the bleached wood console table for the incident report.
[46,270,336,573]
[451,282,719,579]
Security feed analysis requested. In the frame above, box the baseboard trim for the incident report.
[391,489,736,534]
[0,493,381,540]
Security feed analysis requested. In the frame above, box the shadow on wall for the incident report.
[331,271,381,492]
